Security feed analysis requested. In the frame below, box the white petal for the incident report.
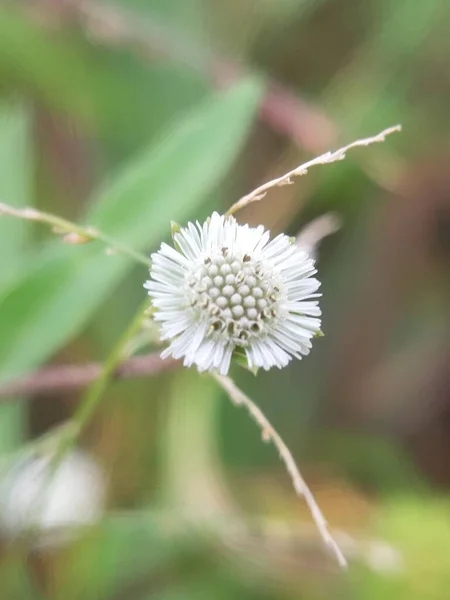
[147,212,323,375]
[158,243,191,267]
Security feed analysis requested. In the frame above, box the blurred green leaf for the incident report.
[0,79,262,384]
[323,0,443,130]
[86,78,261,241]
[86,58,208,159]
[61,514,179,600]
[352,498,450,600]
[0,101,31,265]
[0,100,34,453]
[0,8,95,119]
[0,7,209,158]
[159,370,230,514]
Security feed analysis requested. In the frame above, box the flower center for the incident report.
[185,246,283,346]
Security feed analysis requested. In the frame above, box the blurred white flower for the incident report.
[145,212,321,375]
[0,450,105,544]
[365,539,404,574]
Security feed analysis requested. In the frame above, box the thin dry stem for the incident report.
[0,202,151,267]
[226,125,401,216]
[0,353,179,400]
[212,373,348,568]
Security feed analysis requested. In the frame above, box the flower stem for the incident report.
[226,125,401,216]
[0,202,151,267]
[213,372,348,568]
[48,299,150,469]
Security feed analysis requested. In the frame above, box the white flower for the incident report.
[365,540,404,574]
[145,212,321,375]
[0,450,105,545]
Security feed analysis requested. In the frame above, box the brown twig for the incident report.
[0,353,179,400]
[226,125,401,216]
[213,374,348,568]
[0,202,151,266]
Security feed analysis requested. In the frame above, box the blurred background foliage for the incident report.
[0,0,449,598]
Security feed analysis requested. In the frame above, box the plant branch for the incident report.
[0,202,151,267]
[0,351,179,403]
[72,302,148,425]
[42,301,150,492]
[212,373,348,568]
[226,125,401,216]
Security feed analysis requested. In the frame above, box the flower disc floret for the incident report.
[186,248,282,347]
[145,213,321,375]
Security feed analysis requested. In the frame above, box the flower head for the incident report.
[145,213,321,375]
[0,451,105,545]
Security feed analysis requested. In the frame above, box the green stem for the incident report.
[29,302,150,532]
[0,204,155,528]
[76,301,149,430]
[0,202,151,267]
[49,299,150,469]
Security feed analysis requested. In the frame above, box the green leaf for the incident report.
[158,369,229,513]
[0,79,263,384]
[0,100,33,452]
[0,8,95,119]
[0,100,32,283]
